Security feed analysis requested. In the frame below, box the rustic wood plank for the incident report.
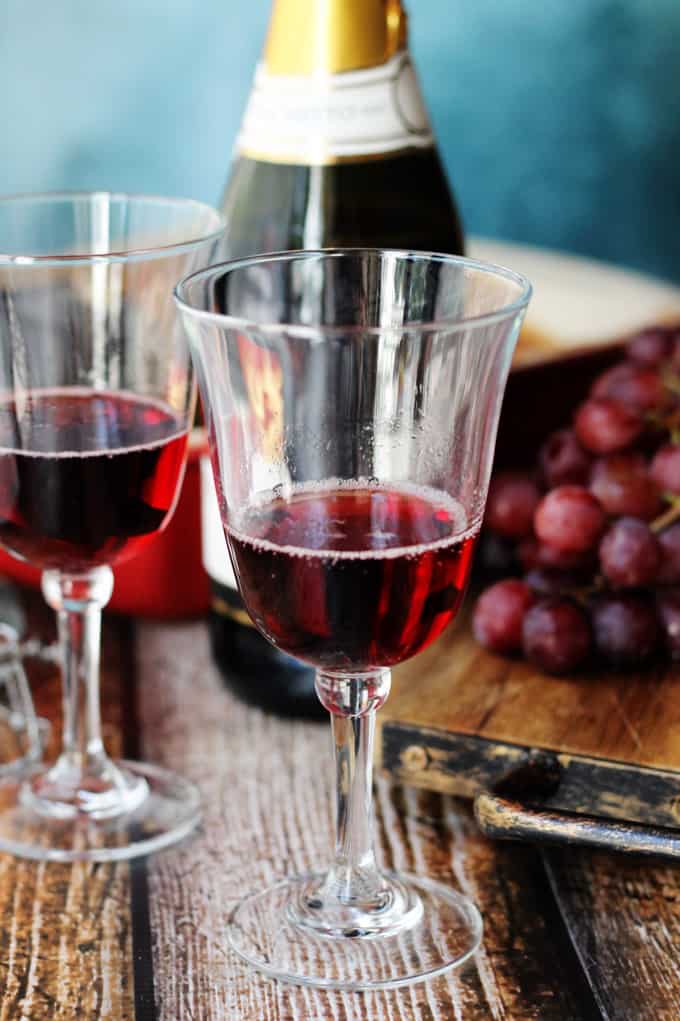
[137,620,603,1020]
[0,855,133,1021]
[544,847,680,1021]
[4,602,677,1019]
[384,600,680,774]
[0,597,135,1021]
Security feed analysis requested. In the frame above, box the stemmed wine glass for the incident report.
[176,248,531,989]
[0,623,48,778]
[0,192,224,862]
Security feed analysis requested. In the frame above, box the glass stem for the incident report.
[44,569,112,773]
[315,669,391,909]
[33,565,148,818]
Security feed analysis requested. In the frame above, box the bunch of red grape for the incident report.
[473,326,680,675]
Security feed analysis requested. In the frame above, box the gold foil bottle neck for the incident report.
[263,0,408,76]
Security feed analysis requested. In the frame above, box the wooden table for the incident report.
[1,607,679,1020]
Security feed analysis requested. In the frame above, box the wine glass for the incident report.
[176,248,531,990]
[0,192,224,862]
[0,623,48,778]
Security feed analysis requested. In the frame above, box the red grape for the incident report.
[538,429,591,488]
[485,472,541,539]
[657,522,680,585]
[598,517,660,588]
[627,328,673,366]
[650,444,680,495]
[534,485,606,554]
[472,580,535,655]
[574,398,643,454]
[525,567,584,597]
[657,589,680,660]
[589,453,661,520]
[522,598,591,674]
[590,362,665,412]
[592,593,660,669]
[519,535,596,572]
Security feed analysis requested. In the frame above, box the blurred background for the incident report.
[0,0,679,280]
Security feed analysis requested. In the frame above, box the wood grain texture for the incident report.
[137,620,603,1020]
[3,607,679,1019]
[385,601,680,772]
[545,848,680,1021]
[0,856,133,1021]
[0,606,135,1021]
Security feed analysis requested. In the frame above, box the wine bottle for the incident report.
[203,0,465,717]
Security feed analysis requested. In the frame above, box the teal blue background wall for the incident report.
[1,1,679,280]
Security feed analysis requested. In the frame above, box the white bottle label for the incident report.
[200,456,238,591]
[237,51,433,164]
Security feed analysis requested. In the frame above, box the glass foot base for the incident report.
[0,759,201,862]
[227,871,482,991]
[0,711,50,780]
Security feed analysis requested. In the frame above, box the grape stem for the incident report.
[649,369,680,441]
[651,496,680,535]
[661,367,680,398]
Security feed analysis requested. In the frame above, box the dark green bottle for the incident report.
[203,0,464,718]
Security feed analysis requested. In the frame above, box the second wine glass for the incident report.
[177,248,531,989]
[0,192,224,862]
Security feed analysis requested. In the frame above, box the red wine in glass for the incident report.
[0,388,188,572]
[226,482,479,671]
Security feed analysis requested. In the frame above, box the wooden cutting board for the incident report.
[378,242,680,833]
[470,237,680,369]
[378,600,680,829]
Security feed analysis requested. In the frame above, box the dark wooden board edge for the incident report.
[377,721,680,829]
